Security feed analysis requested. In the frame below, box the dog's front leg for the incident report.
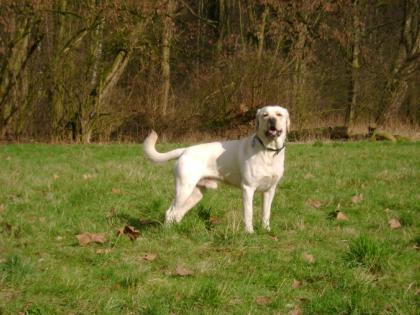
[242,184,256,233]
[262,186,277,231]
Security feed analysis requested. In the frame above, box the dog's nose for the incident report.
[268,118,276,126]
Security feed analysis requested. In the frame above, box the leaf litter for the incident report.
[143,253,157,261]
[352,193,363,204]
[302,252,315,264]
[306,199,322,209]
[117,225,140,241]
[76,232,107,246]
[389,218,401,229]
[173,265,194,276]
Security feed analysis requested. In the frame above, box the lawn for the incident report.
[0,141,419,314]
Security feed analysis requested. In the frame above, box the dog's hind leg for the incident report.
[166,186,204,224]
[165,167,203,224]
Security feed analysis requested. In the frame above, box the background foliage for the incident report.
[0,0,419,142]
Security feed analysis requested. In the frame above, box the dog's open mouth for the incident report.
[266,126,279,137]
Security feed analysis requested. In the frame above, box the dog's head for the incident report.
[256,105,290,144]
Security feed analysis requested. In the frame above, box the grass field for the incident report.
[0,141,419,314]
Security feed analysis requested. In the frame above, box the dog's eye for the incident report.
[276,113,283,117]
[263,113,269,118]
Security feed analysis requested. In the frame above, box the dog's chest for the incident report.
[247,155,284,191]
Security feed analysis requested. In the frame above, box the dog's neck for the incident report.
[253,134,286,156]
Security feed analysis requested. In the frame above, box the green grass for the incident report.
[0,141,419,314]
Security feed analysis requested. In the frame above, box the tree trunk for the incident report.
[376,0,419,125]
[345,0,361,128]
[291,22,308,127]
[161,0,176,116]
[257,4,270,61]
[216,0,226,56]
[78,12,105,144]
[0,14,32,137]
[51,0,68,141]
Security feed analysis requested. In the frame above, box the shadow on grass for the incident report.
[116,212,163,232]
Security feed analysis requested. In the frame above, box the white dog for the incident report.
[143,105,290,233]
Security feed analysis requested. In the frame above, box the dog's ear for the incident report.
[286,111,291,132]
[256,109,261,130]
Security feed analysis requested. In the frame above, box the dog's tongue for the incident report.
[267,128,277,136]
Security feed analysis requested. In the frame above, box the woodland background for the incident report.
[0,0,419,143]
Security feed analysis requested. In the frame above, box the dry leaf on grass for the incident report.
[304,173,315,179]
[209,216,221,225]
[292,279,303,289]
[82,174,94,180]
[143,253,157,261]
[351,194,363,204]
[288,305,302,315]
[389,218,401,229]
[255,296,272,305]
[306,199,322,209]
[302,252,315,264]
[174,265,194,276]
[0,204,5,214]
[96,248,112,255]
[53,174,59,180]
[1,222,12,234]
[76,232,107,246]
[111,188,123,194]
[106,207,117,219]
[336,211,349,221]
[117,225,140,241]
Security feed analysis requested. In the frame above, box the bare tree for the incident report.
[376,0,420,125]
[345,0,362,128]
[0,4,42,137]
[161,0,177,117]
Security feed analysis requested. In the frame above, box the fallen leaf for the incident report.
[209,216,220,225]
[255,296,272,305]
[1,222,12,234]
[83,174,94,180]
[384,208,392,213]
[303,252,315,264]
[96,248,112,255]
[53,174,59,180]
[117,225,140,241]
[351,194,363,204]
[143,253,157,261]
[306,199,322,208]
[111,188,123,194]
[292,279,303,289]
[288,305,302,315]
[106,207,117,219]
[56,236,63,241]
[336,211,349,221]
[174,265,194,276]
[389,218,401,229]
[76,232,107,246]
[0,204,5,214]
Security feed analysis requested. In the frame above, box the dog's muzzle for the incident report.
[266,118,281,137]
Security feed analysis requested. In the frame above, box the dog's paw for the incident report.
[245,226,254,234]
[262,223,271,231]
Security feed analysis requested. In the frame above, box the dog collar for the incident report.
[254,135,286,156]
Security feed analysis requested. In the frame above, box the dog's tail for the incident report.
[143,130,186,163]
